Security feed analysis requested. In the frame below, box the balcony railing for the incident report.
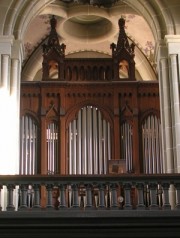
[0,174,180,212]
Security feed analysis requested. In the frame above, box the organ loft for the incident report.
[20,15,161,206]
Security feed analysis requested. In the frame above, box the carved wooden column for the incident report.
[149,183,159,210]
[19,184,28,210]
[6,184,15,211]
[0,185,2,211]
[33,184,41,209]
[113,92,120,160]
[110,183,118,209]
[60,99,66,174]
[174,183,180,210]
[59,184,67,209]
[71,184,79,209]
[162,183,171,210]
[132,86,140,174]
[123,183,132,210]
[85,184,93,209]
[98,184,106,209]
[136,183,145,210]
[46,184,54,209]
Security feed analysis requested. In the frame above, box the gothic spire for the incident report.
[42,15,66,56]
[111,17,135,57]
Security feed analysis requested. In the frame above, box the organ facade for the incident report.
[20,16,161,179]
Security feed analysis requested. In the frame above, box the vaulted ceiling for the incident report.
[2,0,180,81]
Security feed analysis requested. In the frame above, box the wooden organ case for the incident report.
[20,16,161,179]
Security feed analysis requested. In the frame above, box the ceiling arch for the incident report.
[2,0,178,81]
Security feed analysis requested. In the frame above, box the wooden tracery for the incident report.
[21,16,161,177]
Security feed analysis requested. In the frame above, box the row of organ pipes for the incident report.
[19,111,163,176]
[68,106,111,175]
[142,115,163,174]
[47,122,59,174]
[120,122,133,172]
[20,115,38,175]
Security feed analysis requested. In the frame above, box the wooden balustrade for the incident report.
[0,174,179,211]
[64,59,113,81]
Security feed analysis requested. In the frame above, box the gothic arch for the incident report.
[65,100,114,130]
[140,109,160,125]
[2,1,175,64]
[20,109,40,125]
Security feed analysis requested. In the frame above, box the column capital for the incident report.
[0,35,14,55]
[0,35,14,43]
[165,35,180,54]
[0,35,24,61]
[165,35,180,44]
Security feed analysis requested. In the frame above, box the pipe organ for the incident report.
[68,106,111,175]
[47,122,59,174]
[142,115,163,174]
[120,122,133,173]
[20,16,162,177]
[20,115,39,175]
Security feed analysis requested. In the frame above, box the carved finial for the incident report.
[118,17,125,29]
[50,15,57,30]
[116,17,130,50]
[110,17,136,80]
[110,16,135,58]
[42,15,66,57]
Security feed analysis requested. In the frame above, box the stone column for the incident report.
[159,57,174,173]
[0,37,23,211]
[165,35,180,173]
[0,37,23,175]
[157,39,174,173]
[169,54,180,172]
[158,38,179,209]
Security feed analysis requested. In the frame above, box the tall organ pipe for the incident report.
[68,106,111,175]
[20,115,38,175]
[47,122,59,174]
[142,115,163,174]
[121,122,133,172]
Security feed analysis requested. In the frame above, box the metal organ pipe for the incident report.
[82,107,87,174]
[142,115,163,174]
[98,110,103,174]
[88,106,93,174]
[121,122,133,172]
[20,116,24,174]
[20,115,38,175]
[77,110,82,174]
[103,119,107,174]
[47,122,59,174]
[68,106,111,175]
[69,122,72,174]
[72,119,77,174]
[93,108,98,174]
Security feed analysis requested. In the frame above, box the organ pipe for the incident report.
[142,115,163,174]
[20,115,38,175]
[69,122,72,174]
[88,106,93,174]
[68,106,111,175]
[47,122,59,174]
[93,108,98,174]
[77,110,82,174]
[103,119,107,174]
[121,122,133,172]
[98,110,103,174]
[82,107,87,174]
[72,120,76,174]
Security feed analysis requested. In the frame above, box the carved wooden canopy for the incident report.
[42,15,135,81]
